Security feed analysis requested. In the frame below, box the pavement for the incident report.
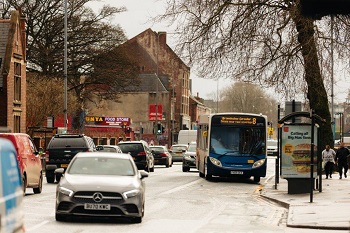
[261,172,350,230]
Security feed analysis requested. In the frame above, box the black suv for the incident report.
[117,140,154,172]
[45,134,96,183]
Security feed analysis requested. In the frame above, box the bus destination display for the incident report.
[212,115,265,126]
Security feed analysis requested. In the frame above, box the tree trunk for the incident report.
[293,13,333,148]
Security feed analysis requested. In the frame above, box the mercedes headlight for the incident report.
[122,189,140,199]
[209,157,222,167]
[252,159,265,168]
[58,186,74,197]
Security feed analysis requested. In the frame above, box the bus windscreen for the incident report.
[210,115,266,155]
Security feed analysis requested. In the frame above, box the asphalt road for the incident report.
[22,157,329,233]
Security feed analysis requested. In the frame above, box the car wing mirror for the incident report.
[139,170,149,179]
[55,168,65,175]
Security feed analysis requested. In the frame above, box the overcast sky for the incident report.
[87,0,231,99]
[87,0,348,104]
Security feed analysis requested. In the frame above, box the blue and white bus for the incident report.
[196,113,267,182]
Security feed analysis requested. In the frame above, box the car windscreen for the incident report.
[187,144,196,152]
[172,146,187,151]
[100,147,118,152]
[49,138,86,148]
[267,140,277,147]
[150,147,165,152]
[118,143,143,153]
[68,157,135,176]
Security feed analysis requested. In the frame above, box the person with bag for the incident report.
[335,142,350,179]
[322,145,336,179]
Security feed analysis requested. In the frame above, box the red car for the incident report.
[0,133,43,194]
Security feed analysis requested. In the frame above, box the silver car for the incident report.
[96,145,123,153]
[169,144,188,162]
[55,152,148,223]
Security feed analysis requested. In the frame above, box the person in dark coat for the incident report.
[335,142,350,179]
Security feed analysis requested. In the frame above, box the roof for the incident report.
[138,74,169,92]
[123,28,190,71]
[76,152,131,159]
[117,74,169,93]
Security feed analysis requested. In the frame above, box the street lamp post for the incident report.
[155,31,179,144]
[64,0,68,130]
[155,32,164,140]
[331,15,335,141]
[172,83,176,145]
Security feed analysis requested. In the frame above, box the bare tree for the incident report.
[156,0,350,147]
[219,82,278,123]
[4,0,140,130]
[26,73,80,129]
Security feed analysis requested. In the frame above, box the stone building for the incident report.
[0,10,26,133]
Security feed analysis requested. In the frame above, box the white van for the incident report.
[267,139,278,156]
[178,130,197,145]
[0,138,25,233]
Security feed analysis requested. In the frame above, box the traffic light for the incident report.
[157,123,161,134]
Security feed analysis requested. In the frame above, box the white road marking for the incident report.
[159,179,202,195]
[26,220,50,232]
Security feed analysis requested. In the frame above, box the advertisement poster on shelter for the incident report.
[281,125,317,178]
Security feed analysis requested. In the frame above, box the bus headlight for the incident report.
[252,159,265,168]
[209,157,222,167]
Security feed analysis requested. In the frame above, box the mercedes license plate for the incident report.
[84,203,111,210]
[230,171,243,175]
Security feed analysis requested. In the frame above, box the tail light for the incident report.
[160,153,167,157]
[137,152,146,156]
[45,151,49,162]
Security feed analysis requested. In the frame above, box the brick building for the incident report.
[86,29,192,145]
[0,10,26,133]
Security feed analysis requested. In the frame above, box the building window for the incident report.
[14,62,21,101]
[14,115,20,133]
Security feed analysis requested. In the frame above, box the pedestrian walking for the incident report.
[335,142,350,179]
[322,145,336,179]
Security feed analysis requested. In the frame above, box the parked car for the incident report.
[0,133,43,194]
[150,145,172,168]
[45,134,96,183]
[169,144,188,162]
[267,139,278,156]
[0,138,25,232]
[182,142,197,172]
[117,140,155,172]
[96,145,123,153]
[55,152,148,223]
